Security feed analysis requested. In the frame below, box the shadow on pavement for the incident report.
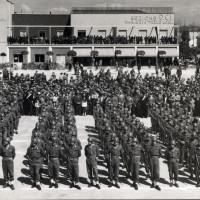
[139,177,152,186]
[179,177,196,185]
[0,178,5,186]
[79,177,89,185]
[159,177,169,185]
[85,128,97,134]
[119,177,132,187]
[85,126,95,130]
[17,177,32,186]
[98,162,107,168]
[98,169,109,177]
[99,177,110,186]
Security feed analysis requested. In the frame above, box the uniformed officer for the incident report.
[108,137,122,188]
[142,133,152,179]
[128,137,144,190]
[85,137,100,189]
[187,133,198,180]
[26,139,45,190]
[46,137,63,188]
[65,137,81,190]
[0,137,15,190]
[148,137,162,191]
[165,140,180,187]
[0,113,7,146]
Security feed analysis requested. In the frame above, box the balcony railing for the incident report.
[7,35,178,45]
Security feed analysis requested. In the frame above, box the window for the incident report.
[78,30,86,37]
[98,30,106,37]
[14,54,23,63]
[118,30,127,37]
[20,30,27,37]
[57,30,64,37]
[39,31,46,38]
[35,54,45,63]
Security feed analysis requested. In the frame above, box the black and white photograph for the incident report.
[0,0,200,199]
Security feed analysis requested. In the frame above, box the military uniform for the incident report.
[108,143,122,184]
[26,144,45,188]
[85,143,100,184]
[0,143,15,186]
[148,143,162,184]
[165,146,180,184]
[128,143,144,185]
[46,143,63,185]
[65,142,81,185]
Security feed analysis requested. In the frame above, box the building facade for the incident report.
[0,3,179,66]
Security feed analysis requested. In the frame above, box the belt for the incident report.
[151,155,159,157]
[132,155,140,158]
[49,157,59,160]
[69,157,78,160]
[111,155,119,157]
[3,157,13,161]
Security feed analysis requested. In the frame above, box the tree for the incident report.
[90,50,99,66]
[179,41,191,59]
[1,52,6,63]
[181,31,190,42]
[67,50,77,63]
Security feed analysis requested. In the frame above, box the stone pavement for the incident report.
[0,116,200,199]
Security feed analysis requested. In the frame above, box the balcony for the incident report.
[7,35,178,46]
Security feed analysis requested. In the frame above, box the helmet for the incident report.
[129,132,133,138]
[5,137,10,143]
[152,137,157,142]
[72,131,77,137]
[132,137,138,143]
[88,137,93,142]
[124,126,128,131]
[33,132,39,138]
[112,133,116,139]
[146,133,151,139]
[114,137,120,144]
[31,138,38,146]
[50,132,56,138]
[70,137,76,144]
[140,122,144,127]
[106,127,111,132]
[170,140,176,145]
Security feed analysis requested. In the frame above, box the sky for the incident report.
[10,0,200,25]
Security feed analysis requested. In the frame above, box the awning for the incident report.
[73,47,92,57]
[137,48,157,57]
[94,48,114,57]
[116,48,136,57]
[159,48,179,57]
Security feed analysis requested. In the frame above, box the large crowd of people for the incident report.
[0,63,200,191]
[7,35,177,45]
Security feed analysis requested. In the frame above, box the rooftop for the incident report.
[72,7,173,14]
